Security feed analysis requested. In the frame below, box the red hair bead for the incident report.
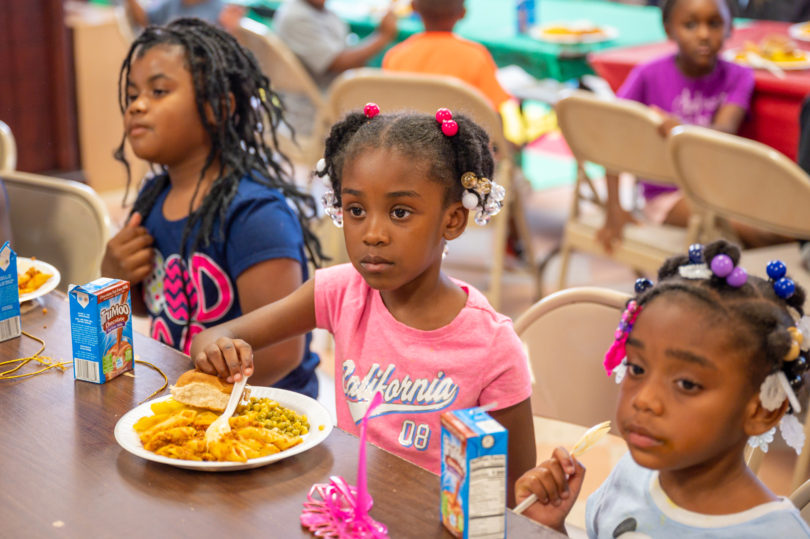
[363,102,380,119]
[441,119,458,137]
[435,108,453,123]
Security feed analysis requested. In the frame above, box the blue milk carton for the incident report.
[69,278,134,383]
[0,242,21,342]
[440,407,507,539]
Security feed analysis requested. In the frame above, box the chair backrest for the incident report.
[233,17,329,167]
[669,125,810,240]
[790,478,810,526]
[235,17,324,102]
[3,171,110,291]
[514,286,629,429]
[555,90,677,185]
[327,68,511,161]
[0,120,17,171]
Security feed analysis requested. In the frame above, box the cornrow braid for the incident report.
[315,109,495,209]
[634,240,807,398]
[114,17,325,267]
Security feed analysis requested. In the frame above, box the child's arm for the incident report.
[489,398,536,508]
[101,212,153,316]
[596,172,637,253]
[190,277,317,383]
[514,447,586,535]
[327,9,398,74]
[650,103,747,136]
[710,103,747,134]
[233,258,312,386]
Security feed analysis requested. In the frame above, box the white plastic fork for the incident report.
[513,420,612,515]
[204,376,248,448]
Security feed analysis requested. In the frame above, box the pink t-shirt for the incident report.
[314,263,532,473]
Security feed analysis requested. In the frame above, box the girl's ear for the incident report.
[442,201,468,241]
[743,392,789,437]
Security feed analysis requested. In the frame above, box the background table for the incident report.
[0,292,556,537]
[589,20,810,160]
[251,0,666,81]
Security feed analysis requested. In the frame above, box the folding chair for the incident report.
[553,90,695,291]
[0,120,17,171]
[514,286,630,532]
[233,17,329,171]
[326,67,536,309]
[4,171,110,291]
[669,125,810,487]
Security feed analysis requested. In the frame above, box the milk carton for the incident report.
[69,278,133,383]
[0,242,21,342]
[440,407,507,539]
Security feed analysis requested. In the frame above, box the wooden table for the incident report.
[0,292,556,537]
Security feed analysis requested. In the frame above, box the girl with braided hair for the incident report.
[517,239,810,537]
[190,106,535,503]
[101,18,324,398]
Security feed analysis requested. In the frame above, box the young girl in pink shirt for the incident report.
[190,105,535,504]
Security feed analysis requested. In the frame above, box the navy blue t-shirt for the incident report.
[141,173,319,398]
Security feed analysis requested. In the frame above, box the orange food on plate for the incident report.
[542,25,605,36]
[18,266,52,295]
[740,36,808,63]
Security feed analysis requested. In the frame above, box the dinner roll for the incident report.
[170,370,235,412]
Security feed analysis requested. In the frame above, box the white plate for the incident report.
[530,22,618,44]
[114,386,334,471]
[789,22,810,43]
[722,48,810,70]
[17,257,60,303]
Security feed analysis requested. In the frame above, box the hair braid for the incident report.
[115,18,325,267]
[316,109,496,208]
[635,240,807,397]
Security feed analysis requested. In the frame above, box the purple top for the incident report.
[617,54,755,200]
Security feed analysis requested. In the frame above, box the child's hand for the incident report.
[515,447,585,533]
[597,206,637,254]
[377,9,398,42]
[193,336,254,383]
[101,212,154,284]
[650,105,681,136]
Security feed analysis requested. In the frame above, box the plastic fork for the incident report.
[513,420,612,515]
[204,376,248,448]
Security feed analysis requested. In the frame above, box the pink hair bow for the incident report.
[604,301,642,376]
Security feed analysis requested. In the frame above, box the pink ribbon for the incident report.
[301,393,388,538]
[604,301,641,376]
[300,476,388,538]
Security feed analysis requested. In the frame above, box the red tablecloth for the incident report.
[588,21,810,160]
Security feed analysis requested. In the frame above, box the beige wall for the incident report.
[67,5,150,193]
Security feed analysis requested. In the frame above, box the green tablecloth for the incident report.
[250,0,666,81]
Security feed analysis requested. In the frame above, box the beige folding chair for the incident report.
[668,125,810,290]
[514,286,629,427]
[4,171,110,291]
[791,478,810,526]
[0,120,17,171]
[514,286,629,532]
[327,67,536,309]
[553,90,695,291]
[233,17,329,170]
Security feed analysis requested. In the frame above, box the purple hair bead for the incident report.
[710,254,734,278]
[726,266,748,287]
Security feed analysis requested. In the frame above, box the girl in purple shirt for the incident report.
[598,0,763,251]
